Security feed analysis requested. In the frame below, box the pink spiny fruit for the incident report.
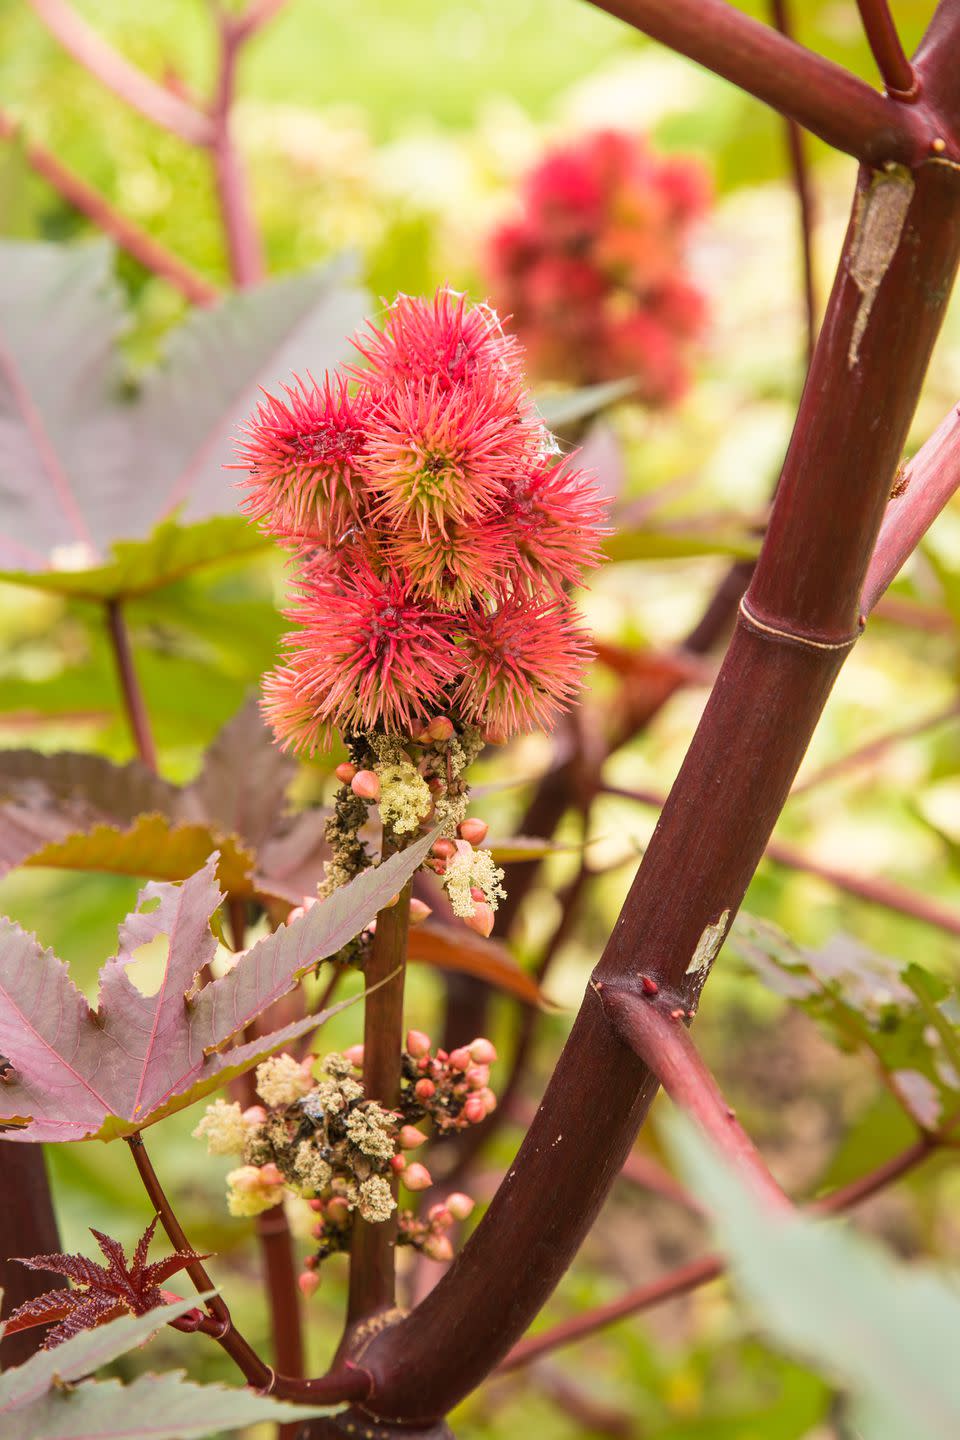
[268,562,462,745]
[500,458,610,594]
[352,288,525,392]
[453,594,593,736]
[364,374,542,541]
[388,512,513,606]
[236,375,370,544]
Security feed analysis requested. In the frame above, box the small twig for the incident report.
[855,0,918,99]
[497,1130,942,1370]
[105,600,158,773]
[861,402,960,617]
[211,13,265,286]
[126,1133,274,1389]
[599,986,789,1210]
[232,0,291,44]
[790,700,960,796]
[769,0,818,366]
[0,110,219,307]
[26,0,214,145]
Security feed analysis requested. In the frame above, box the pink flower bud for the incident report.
[298,1270,321,1298]
[406,1029,432,1059]
[351,769,380,801]
[400,1125,427,1149]
[326,1198,350,1226]
[259,1163,284,1186]
[342,1044,365,1067]
[310,1221,325,1240]
[423,1233,454,1262]
[427,715,455,742]
[335,762,357,784]
[409,898,433,926]
[436,1049,449,1062]
[402,1162,432,1192]
[464,903,495,938]
[308,1198,324,1213]
[463,1096,486,1125]
[468,1038,498,1065]
[414,1078,436,1101]
[390,1154,406,1173]
[478,1087,498,1115]
[448,1046,472,1071]
[446,1192,475,1221]
[427,1204,453,1228]
[303,1254,319,1269]
[466,1064,489,1090]
[431,837,457,859]
[470,886,486,903]
[242,1105,268,1126]
[458,817,489,845]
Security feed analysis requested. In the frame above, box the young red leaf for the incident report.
[0,831,435,1140]
[5,1218,203,1348]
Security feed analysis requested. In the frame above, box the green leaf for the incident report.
[535,376,638,432]
[731,914,960,1126]
[0,831,436,1140]
[0,1296,330,1438]
[604,526,760,562]
[0,516,270,602]
[668,1116,960,1440]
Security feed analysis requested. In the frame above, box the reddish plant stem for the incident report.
[0,110,218,306]
[769,0,818,366]
[226,903,305,1393]
[789,700,960,795]
[105,600,158,773]
[233,0,291,43]
[856,0,918,99]
[0,1146,67,1370]
[356,115,960,1423]
[346,866,413,1325]
[498,1130,940,1371]
[584,0,933,164]
[598,985,789,1210]
[126,1132,274,1389]
[600,782,960,938]
[211,15,264,287]
[861,401,960,615]
[26,0,214,145]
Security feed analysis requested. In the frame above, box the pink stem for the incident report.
[598,984,790,1210]
[861,402,960,616]
[856,0,918,99]
[233,0,291,43]
[211,17,265,286]
[26,0,214,145]
[0,109,218,307]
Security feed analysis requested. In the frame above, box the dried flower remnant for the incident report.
[487,130,709,400]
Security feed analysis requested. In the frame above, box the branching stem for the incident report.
[856,0,918,99]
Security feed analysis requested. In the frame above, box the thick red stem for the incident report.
[356,138,960,1427]
[584,0,934,164]
[0,1146,66,1369]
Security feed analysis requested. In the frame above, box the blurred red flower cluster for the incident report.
[235,290,607,750]
[488,129,710,403]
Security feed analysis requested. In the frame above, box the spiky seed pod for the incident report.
[500,459,610,594]
[352,288,525,392]
[236,375,371,545]
[452,594,593,736]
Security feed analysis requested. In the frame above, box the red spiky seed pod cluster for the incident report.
[235,288,607,751]
[487,129,709,404]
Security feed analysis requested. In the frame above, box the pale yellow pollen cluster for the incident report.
[376,759,432,834]
[192,1098,247,1156]
[255,1053,313,1108]
[443,845,506,919]
[225,1164,285,1217]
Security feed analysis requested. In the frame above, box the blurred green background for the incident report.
[1,2,959,1437]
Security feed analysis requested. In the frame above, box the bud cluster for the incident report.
[488,129,709,403]
[193,1039,496,1291]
